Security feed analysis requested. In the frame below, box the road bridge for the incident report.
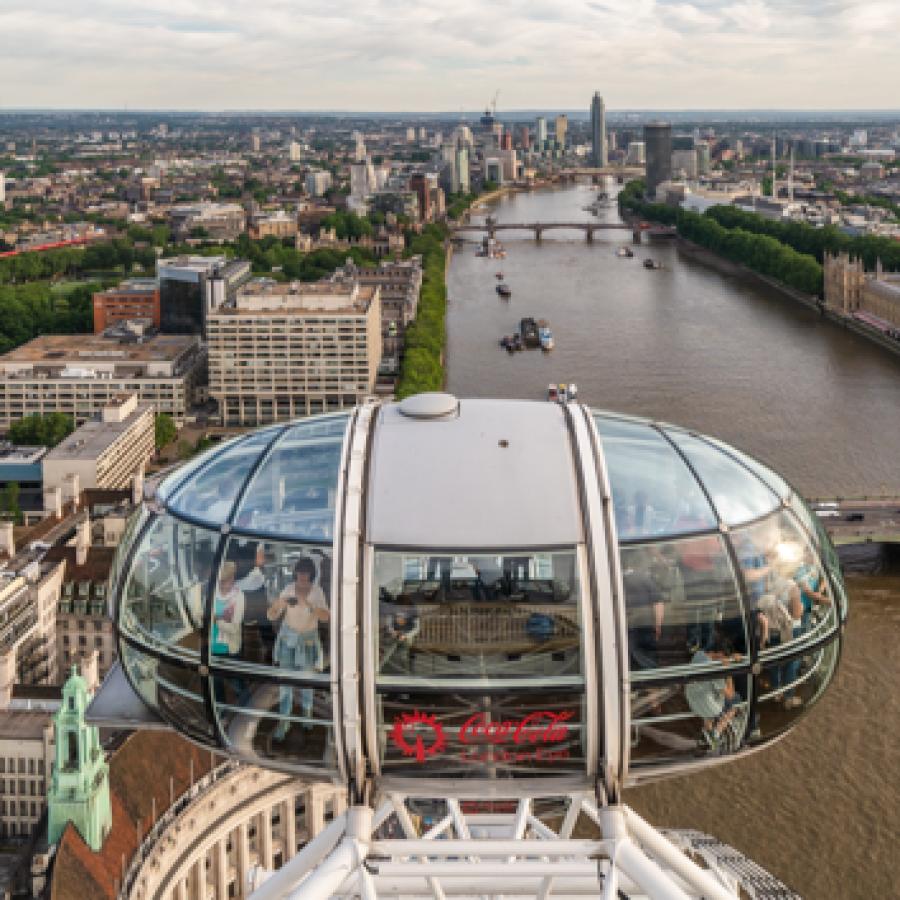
[809,497,900,545]
[451,220,645,242]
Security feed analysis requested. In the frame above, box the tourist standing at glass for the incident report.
[267,557,329,739]
[211,561,245,658]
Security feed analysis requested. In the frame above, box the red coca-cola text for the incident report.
[459,711,573,746]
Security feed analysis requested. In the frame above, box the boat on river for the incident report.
[496,283,512,299]
[643,258,663,269]
[617,246,634,258]
[539,325,554,350]
[520,317,540,348]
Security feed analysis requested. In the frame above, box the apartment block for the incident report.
[42,394,154,493]
[0,331,204,429]
[207,280,382,427]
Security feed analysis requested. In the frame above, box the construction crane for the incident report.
[491,89,500,118]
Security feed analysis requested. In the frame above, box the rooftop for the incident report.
[0,709,51,740]
[0,333,198,366]
[44,403,152,463]
[0,443,47,465]
[222,280,377,316]
[95,279,158,297]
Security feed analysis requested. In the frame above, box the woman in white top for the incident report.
[211,561,245,657]
[267,557,329,739]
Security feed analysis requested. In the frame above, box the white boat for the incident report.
[539,326,554,351]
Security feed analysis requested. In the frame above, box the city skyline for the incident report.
[2,1,899,111]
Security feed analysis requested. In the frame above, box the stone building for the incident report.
[824,252,900,328]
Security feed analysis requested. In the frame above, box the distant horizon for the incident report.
[2,107,899,119]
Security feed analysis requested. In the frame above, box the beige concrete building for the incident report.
[824,252,900,328]
[42,394,154,494]
[207,280,382,426]
[0,709,53,839]
[0,551,63,707]
[248,210,298,240]
[0,331,204,429]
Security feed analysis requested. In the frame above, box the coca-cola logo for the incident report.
[390,709,574,765]
[459,711,574,746]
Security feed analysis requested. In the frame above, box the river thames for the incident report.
[446,183,900,898]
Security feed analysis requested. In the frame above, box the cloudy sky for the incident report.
[1,0,898,111]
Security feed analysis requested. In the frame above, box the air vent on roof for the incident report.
[398,393,459,420]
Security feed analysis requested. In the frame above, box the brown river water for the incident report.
[446,184,900,897]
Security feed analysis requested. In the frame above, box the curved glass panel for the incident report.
[667,431,780,526]
[705,437,791,500]
[212,672,335,770]
[108,505,148,602]
[119,516,220,658]
[622,535,746,674]
[631,669,751,766]
[211,538,332,674]
[750,636,839,745]
[155,435,239,504]
[232,416,347,539]
[375,550,581,680]
[167,427,284,526]
[120,641,216,743]
[593,416,716,539]
[378,690,585,779]
[731,511,838,658]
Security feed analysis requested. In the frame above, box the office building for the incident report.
[207,280,382,426]
[0,332,204,428]
[626,141,646,166]
[0,172,5,206]
[157,256,251,337]
[696,142,712,175]
[288,141,302,162]
[591,93,607,167]
[249,133,261,152]
[485,157,504,184]
[91,279,160,333]
[0,551,64,707]
[167,202,246,241]
[455,145,470,194]
[42,394,154,494]
[555,114,568,148]
[644,121,673,198]
[535,117,547,146]
[409,172,434,222]
[305,170,332,197]
[519,125,530,149]
[0,708,54,839]
[501,130,513,152]
[248,210,298,240]
[671,148,698,180]
[52,544,117,681]
[0,444,46,519]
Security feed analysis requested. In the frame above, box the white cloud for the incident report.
[0,0,896,109]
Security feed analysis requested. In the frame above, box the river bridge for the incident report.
[452,220,649,242]
[810,497,900,545]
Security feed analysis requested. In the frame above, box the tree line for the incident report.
[395,224,448,398]
[619,180,823,295]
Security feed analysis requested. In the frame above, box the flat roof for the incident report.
[44,404,152,463]
[0,709,49,740]
[220,282,377,316]
[0,444,47,465]
[368,399,584,549]
[0,333,197,365]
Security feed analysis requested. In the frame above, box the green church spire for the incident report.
[47,666,112,851]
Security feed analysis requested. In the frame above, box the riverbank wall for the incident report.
[674,237,900,362]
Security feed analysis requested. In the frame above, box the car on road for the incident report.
[845,512,865,522]
[815,510,840,518]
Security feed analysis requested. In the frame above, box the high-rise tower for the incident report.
[591,93,607,167]
[644,121,673,198]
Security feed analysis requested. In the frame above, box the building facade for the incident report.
[644,121,673,198]
[158,256,252,337]
[824,252,900,328]
[207,280,382,426]
[591,93,607,167]
[167,203,246,242]
[42,395,154,494]
[0,332,204,429]
[92,280,160,333]
[0,710,53,839]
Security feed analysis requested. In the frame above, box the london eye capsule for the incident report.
[98,395,846,799]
